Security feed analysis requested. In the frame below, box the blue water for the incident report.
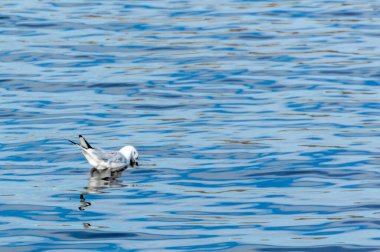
[1,0,380,251]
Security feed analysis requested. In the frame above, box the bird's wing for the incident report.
[69,135,93,150]
[79,135,93,149]
[91,149,119,161]
[92,149,128,168]
[68,136,128,169]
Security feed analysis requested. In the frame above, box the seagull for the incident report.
[69,135,139,171]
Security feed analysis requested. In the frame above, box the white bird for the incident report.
[69,135,139,171]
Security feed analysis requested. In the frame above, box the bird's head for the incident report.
[120,145,139,166]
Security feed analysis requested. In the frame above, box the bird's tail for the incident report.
[68,135,93,150]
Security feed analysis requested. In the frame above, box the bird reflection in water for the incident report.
[78,167,135,211]
[82,222,109,229]
[79,194,91,211]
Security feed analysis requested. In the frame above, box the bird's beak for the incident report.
[130,159,138,167]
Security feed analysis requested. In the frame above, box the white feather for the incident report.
[70,136,139,171]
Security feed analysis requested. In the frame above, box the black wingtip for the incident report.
[79,135,93,149]
[68,139,77,145]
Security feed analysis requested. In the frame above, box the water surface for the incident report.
[1,0,380,251]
